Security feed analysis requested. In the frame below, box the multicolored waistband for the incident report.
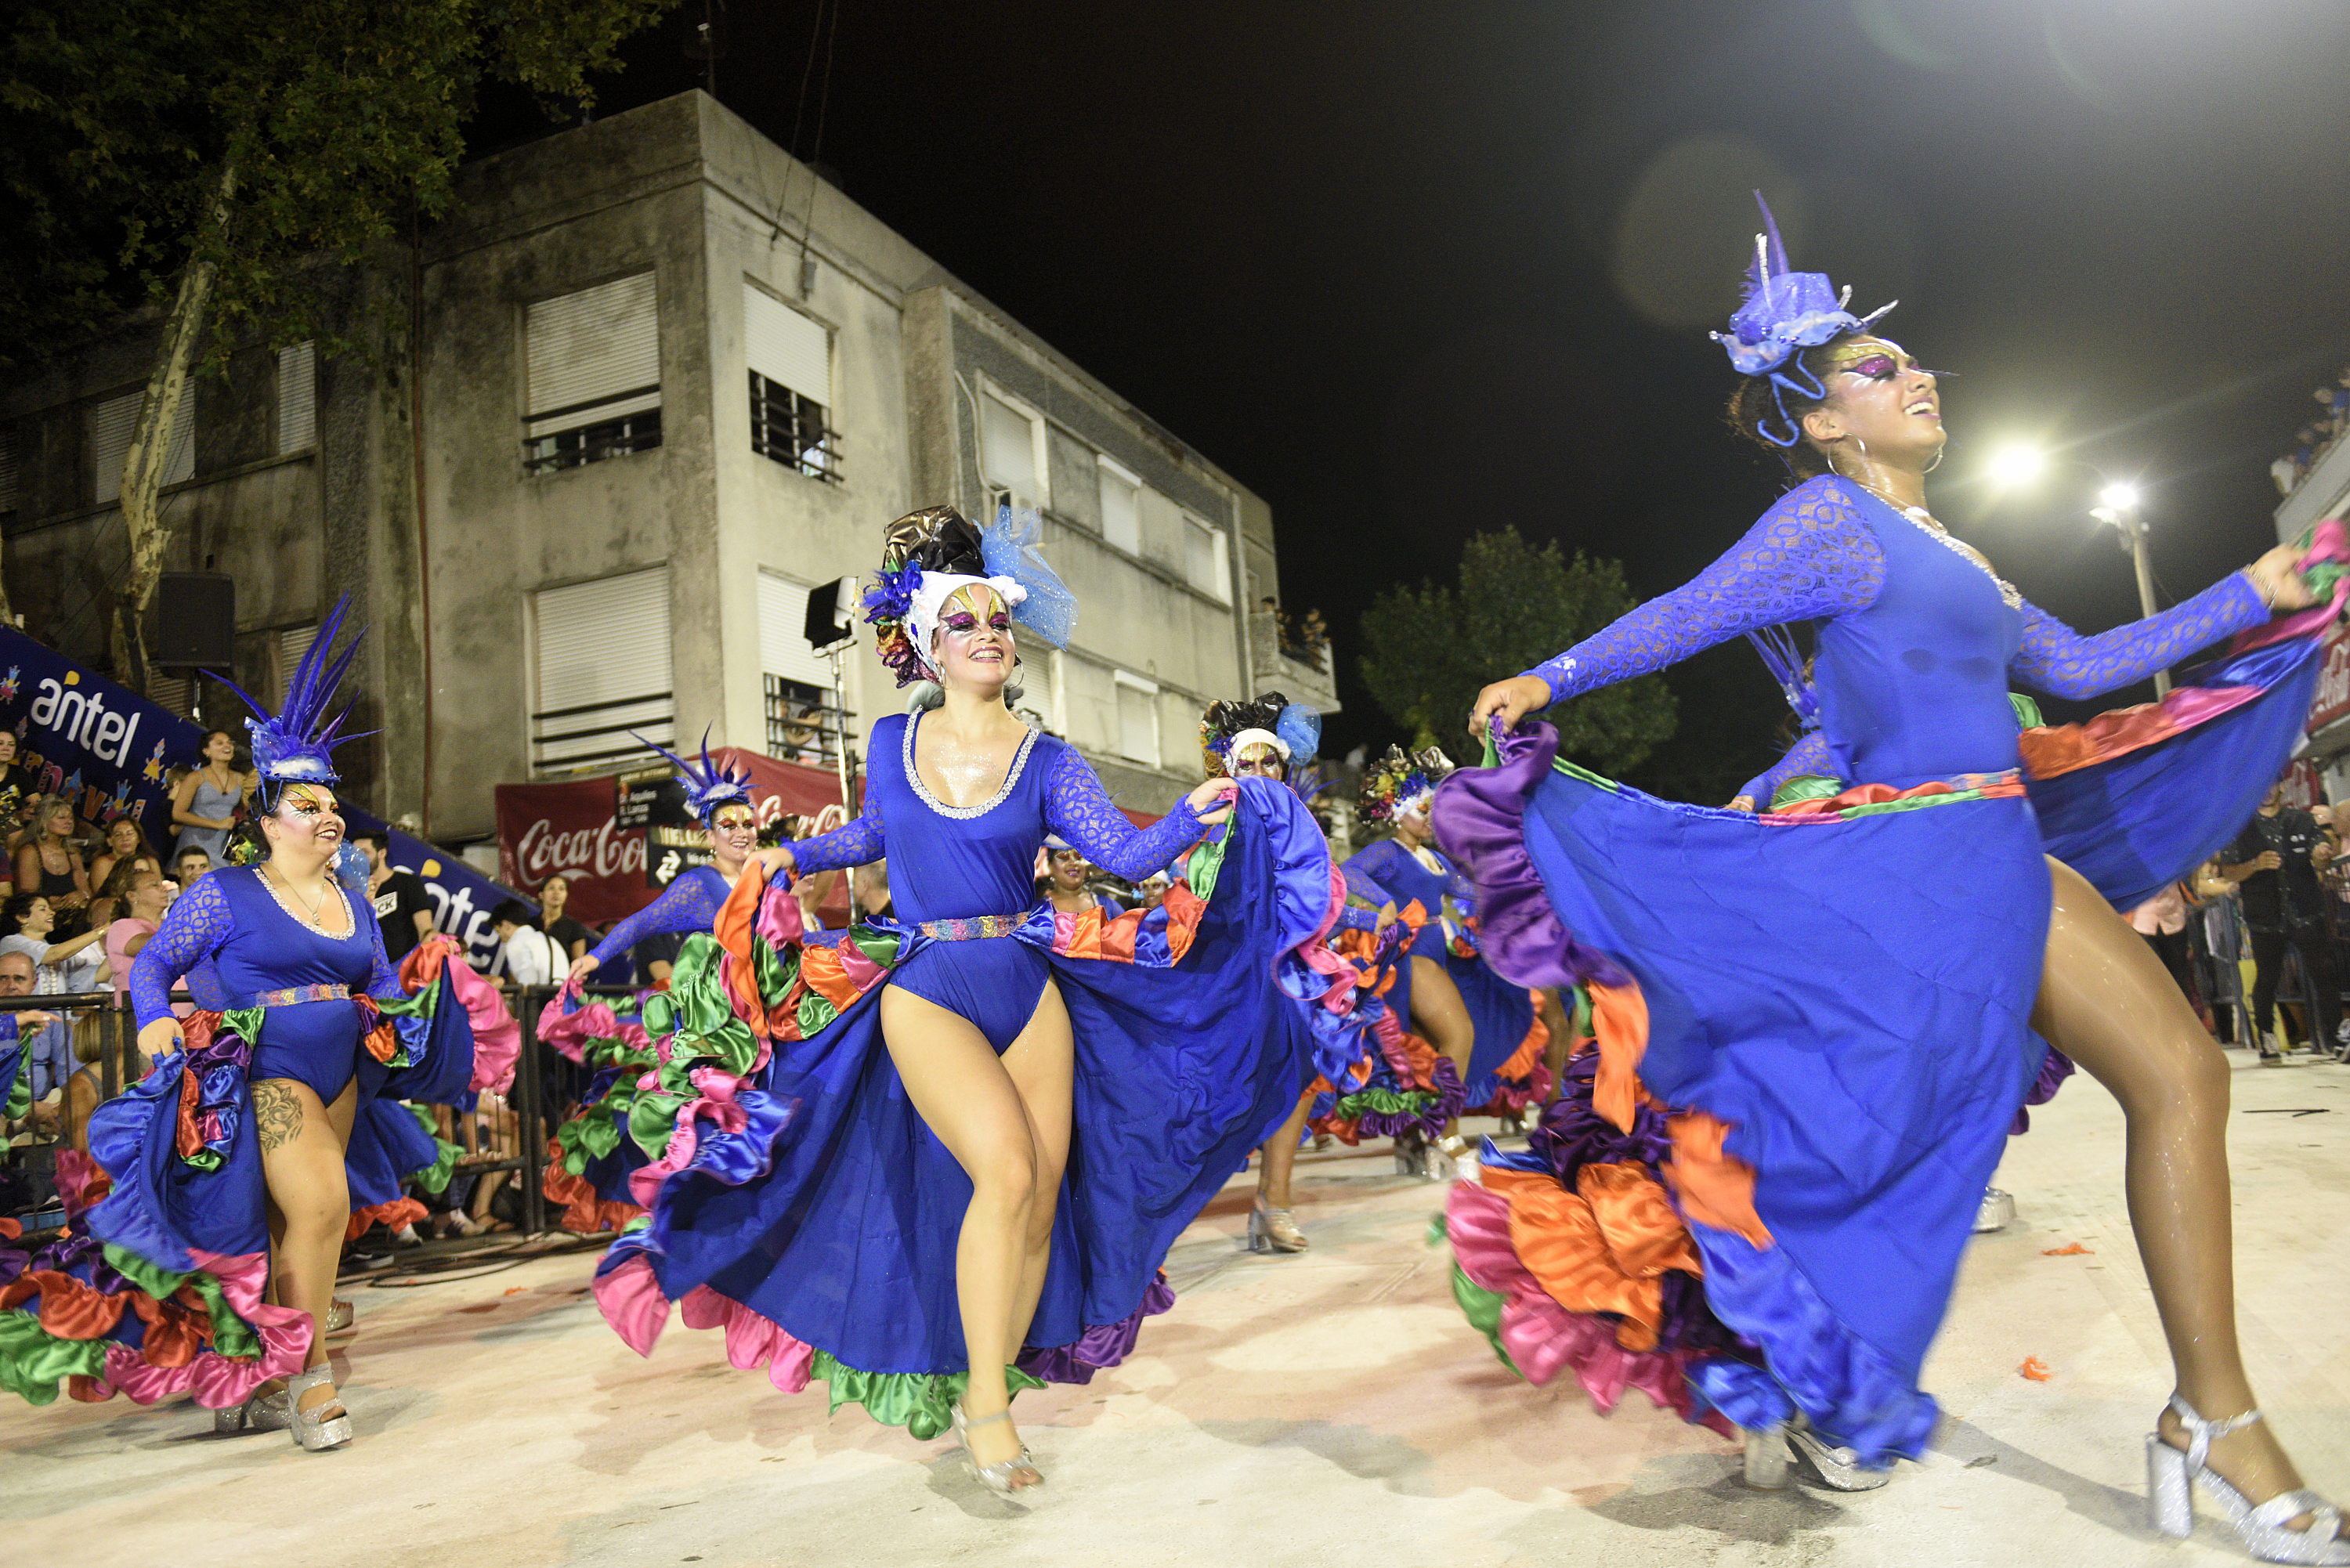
[252,983,353,1007]
[915,914,1024,941]
[1766,768,2025,823]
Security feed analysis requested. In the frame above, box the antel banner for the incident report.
[0,625,522,970]
[496,747,857,925]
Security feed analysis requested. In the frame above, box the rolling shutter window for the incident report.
[276,624,319,702]
[980,392,1040,504]
[757,570,838,690]
[531,565,674,772]
[0,427,16,515]
[526,273,660,440]
[1097,459,1141,555]
[277,341,317,454]
[744,287,830,407]
[1014,649,1057,732]
[1115,673,1159,767]
[89,389,193,504]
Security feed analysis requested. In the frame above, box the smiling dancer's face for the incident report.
[1801,337,1947,472]
[1230,742,1285,781]
[932,586,1014,695]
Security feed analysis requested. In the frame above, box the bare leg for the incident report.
[879,982,1068,1487]
[1000,982,1073,1387]
[2035,858,2338,1534]
[1256,1089,1315,1209]
[253,1076,358,1422]
[1409,955,1476,1136]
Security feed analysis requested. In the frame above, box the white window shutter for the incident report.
[1115,673,1159,767]
[276,624,319,701]
[757,570,837,689]
[981,393,1039,503]
[89,390,190,502]
[277,341,316,454]
[1097,459,1140,555]
[531,565,674,771]
[744,286,830,407]
[1014,649,1058,732]
[526,273,661,439]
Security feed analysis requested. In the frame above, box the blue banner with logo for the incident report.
[0,626,519,970]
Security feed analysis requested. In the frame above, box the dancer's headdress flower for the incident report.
[1358,744,1454,827]
[864,505,1076,687]
[1713,191,1896,447]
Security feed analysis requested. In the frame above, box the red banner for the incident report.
[2310,620,2350,737]
[496,748,857,925]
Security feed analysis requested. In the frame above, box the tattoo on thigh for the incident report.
[252,1080,305,1152]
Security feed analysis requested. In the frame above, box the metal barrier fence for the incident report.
[1,982,648,1257]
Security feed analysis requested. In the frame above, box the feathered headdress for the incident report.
[632,728,754,825]
[1199,690,1321,778]
[213,594,369,807]
[1713,192,1895,446]
[863,504,1076,688]
[1358,744,1454,828]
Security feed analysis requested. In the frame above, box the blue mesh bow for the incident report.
[982,506,1076,650]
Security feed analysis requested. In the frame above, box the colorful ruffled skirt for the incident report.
[0,939,494,1408]
[593,781,1348,1440]
[1433,594,2334,1465]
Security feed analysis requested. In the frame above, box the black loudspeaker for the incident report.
[154,573,238,670]
[803,576,858,654]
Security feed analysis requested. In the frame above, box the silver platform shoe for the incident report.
[2147,1396,2350,1563]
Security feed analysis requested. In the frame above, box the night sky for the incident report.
[474,1,2350,797]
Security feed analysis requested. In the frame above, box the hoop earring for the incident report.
[1922,447,1944,475]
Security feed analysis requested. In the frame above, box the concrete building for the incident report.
[0,90,1337,846]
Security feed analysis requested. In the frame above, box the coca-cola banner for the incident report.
[497,747,856,924]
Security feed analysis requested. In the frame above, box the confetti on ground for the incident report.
[504,1286,528,1295]
[2041,1243,2094,1255]
[2018,1357,2052,1382]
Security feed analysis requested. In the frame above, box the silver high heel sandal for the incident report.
[950,1403,1042,1495]
[284,1365,352,1452]
[212,1388,290,1435]
[1787,1415,1889,1491]
[1247,1194,1309,1254]
[2147,1396,2350,1564]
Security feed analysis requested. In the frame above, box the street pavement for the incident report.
[4,1049,2345,1568]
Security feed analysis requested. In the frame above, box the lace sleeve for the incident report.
[786,811,887,879]
[131,875,233,1029]
[1525,480,1886,703]
[585,870,730,970]
[1739,730,1840,806]
[1043,746,1206,880]
[2011,574,2269,700]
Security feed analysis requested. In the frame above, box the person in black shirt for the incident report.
[353,829,434,961]
[536,873,598,963]
[2218,782,2340,1060]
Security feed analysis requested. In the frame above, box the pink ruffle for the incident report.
[441,954,520,1093]
[537,999,653,1065]
[594,1253,671,1357]
[78,1248,310,1410]
[681,1284,815,1393]
[625,1069,754,1208]
[1448,1181,1728,1435]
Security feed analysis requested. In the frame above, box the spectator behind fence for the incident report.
[168,728,253,868]
[13,797,90,931]
[61,1026,142,1156]
[2218,780,2341,1062]
[103,866,176,1003]
[492,898,566,988]
[0,731,33,870]
[352,829,433,960]
[0,950,69,1137]
[173,845,212,886]
[0,893,108,995]
[852,859,892,923]
[537,874,597,963]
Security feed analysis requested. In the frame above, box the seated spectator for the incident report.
[0,950,69,1139]
[537,874,597,962]
[13,796,90,934]
[104,866,175,1003]
[89,816,162,894]
[0,893,108,994]
[173,845,212,885]
[492,898,566,988]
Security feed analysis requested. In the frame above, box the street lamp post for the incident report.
[2090,484,2167,696]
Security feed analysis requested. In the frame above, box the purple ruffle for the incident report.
[1432,724,1631,991]
[2008,1045,2077,1134]
[1349,1057,1466,1140]
[1014,1276,1176,1383]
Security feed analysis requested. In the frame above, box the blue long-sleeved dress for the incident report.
[1440,475,2323,1463]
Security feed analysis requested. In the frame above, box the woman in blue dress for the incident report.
[596,508,1344,1494]
[1446,204,2346,1562]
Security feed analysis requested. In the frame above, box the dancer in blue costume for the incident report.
[0,602,475,1450]
[595,507,1343,1494]
[1447,201,2348,1562]
[1197,692,1380,1254]
[1344,747,1546,1180]
[537,746,764,1232]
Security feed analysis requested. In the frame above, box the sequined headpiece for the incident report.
[632,729,754,826]
[213,594,368,809]
[1713,192,1896,447]
[1358,744,1453,828]
[1199,691,1321,779]
[864,505,1076,688]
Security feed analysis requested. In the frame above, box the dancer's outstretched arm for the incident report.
[2011,577,2268,700]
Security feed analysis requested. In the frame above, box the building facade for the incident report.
[0,91,1336,847]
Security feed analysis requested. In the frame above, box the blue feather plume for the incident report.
[212,593,371,789]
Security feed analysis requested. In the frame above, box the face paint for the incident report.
[1231,742,1285,781]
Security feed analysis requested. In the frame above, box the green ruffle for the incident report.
[810,1350,1047,1442]
[1332,1086,1440,1118]
[404,1102,463,1195]
[0,1311,104,1404]
[4,1069,26,1121]
[1768,773,1844,811]
[1450,1262,1520,1378]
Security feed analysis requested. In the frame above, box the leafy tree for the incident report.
[0,0,675,675]
[1359,528,1676,774]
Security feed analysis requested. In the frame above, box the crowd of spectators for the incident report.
[2269,370,2350,497]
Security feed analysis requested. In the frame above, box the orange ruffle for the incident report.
[1483,1161,1701,1352]
[1488,995,1551,1082]
[1662,1110,1771,1248]
[1585,981,1650,1134]
[344,1198,427,1242]
[541,1158,646,1234]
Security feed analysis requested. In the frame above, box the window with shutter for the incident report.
[759,570,844,765]
[530,566,674,773]
[1183,513,1231,602]
[523,273,663,473]
[746,285,840,482]
[275,624,318,703]
[1097,457,1141,555]
[1014,649,1058,733]
[1114,671,1159,766]
[89,389,193,505]
[981,392,1047,508]
[0,426,16,517]
[277,341,316,454]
